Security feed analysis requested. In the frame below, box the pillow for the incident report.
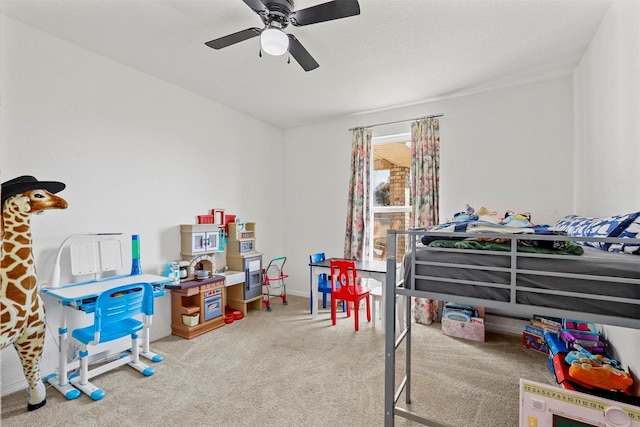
[555,212,640,251]
[609,216,640,254]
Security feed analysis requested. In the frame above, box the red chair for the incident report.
[329,259,371,331]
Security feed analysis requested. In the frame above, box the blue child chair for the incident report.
[70,282,156,400]
[310,253,345,314]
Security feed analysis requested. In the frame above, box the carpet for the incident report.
[1,295,553,426]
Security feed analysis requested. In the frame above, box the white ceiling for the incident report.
[0,0,611,129]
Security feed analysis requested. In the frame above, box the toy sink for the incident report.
[217,271,244,286]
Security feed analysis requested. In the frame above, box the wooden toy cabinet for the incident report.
[180,224,222,256]
[167,276,225,339]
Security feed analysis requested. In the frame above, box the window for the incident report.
[370,133,411,261]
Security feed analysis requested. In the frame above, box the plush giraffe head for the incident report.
[1,175,67,211]
[4,188,68,214]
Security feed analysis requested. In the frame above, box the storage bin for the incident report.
[182,313,200,327]
[442,318,485,342]
[441,303,485,342]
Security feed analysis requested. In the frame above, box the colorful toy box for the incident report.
[522,331,550,354]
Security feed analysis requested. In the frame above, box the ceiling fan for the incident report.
[205,0,361,71]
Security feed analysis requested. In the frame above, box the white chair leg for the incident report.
[78,346,89,386]
[369,286,382,329]
[127,332,155,377]
[130,333,140,363]
[70,344,105,401]
[396,295,405,329]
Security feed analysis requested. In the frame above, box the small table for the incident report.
[308,258,401,330]
[41,273,169,400]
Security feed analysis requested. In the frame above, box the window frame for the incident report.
[369,132,412,261]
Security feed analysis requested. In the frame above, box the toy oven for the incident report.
[202,288,222,322]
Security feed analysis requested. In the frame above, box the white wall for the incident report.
[573,0,640,216]
[283,76,574,299]
[0,17,285,395]
[573,0,640,393]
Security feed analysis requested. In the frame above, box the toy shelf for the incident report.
[228,222,255,240]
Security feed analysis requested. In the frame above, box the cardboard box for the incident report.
[441,317,485,342]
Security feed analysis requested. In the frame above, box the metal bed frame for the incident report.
[383,229,640,426]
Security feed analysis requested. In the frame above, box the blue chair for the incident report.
[310,253,345,313]
[70,282,156,400]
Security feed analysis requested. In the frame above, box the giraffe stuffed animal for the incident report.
[1,175,67,411]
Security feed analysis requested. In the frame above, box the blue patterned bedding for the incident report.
[421,210,640,255]
[556,212,640,254]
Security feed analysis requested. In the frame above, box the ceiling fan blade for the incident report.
[287,34,319,72]
[205,28,261,50]
[242,0,267,13]
[290,0,360,27]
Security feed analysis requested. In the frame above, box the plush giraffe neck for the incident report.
[1,201,37,294]
[1,189,68,411]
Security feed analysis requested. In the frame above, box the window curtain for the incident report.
[410,117,440,325]
[410,117,440,228]
[343,128,372,260]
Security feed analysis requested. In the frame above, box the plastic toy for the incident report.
[262,256,288,312]
[544,331,568,356]
[564,344,621,369]
[563,319,597,333]
[560,328,606,353]
[568,360,633,391]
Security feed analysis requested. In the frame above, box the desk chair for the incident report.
[329,259,371,331]
[70,282,155,400]
[309,253,345,313]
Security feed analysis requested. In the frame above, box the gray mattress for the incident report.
[404,246,640,319]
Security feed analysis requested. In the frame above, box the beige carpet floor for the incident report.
[1,295,553,426]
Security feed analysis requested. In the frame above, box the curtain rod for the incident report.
[348,114,443,132]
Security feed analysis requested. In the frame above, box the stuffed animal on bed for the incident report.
[476,206,500,224]
[451,204,478,222]
[1,175,68,411]
[500,211,532,227]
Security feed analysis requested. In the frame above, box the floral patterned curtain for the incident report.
[410,117,440,325]
[343,128,372,260]
[410,117,440,228]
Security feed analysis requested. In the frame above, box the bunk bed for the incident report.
[383,228,640,427]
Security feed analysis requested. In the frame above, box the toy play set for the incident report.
[527,317,637,402]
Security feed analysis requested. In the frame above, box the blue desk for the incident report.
[42,273,169,400]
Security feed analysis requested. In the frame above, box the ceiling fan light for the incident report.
[261,28,289,56]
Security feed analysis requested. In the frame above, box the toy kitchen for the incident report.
[166,219,263,339]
